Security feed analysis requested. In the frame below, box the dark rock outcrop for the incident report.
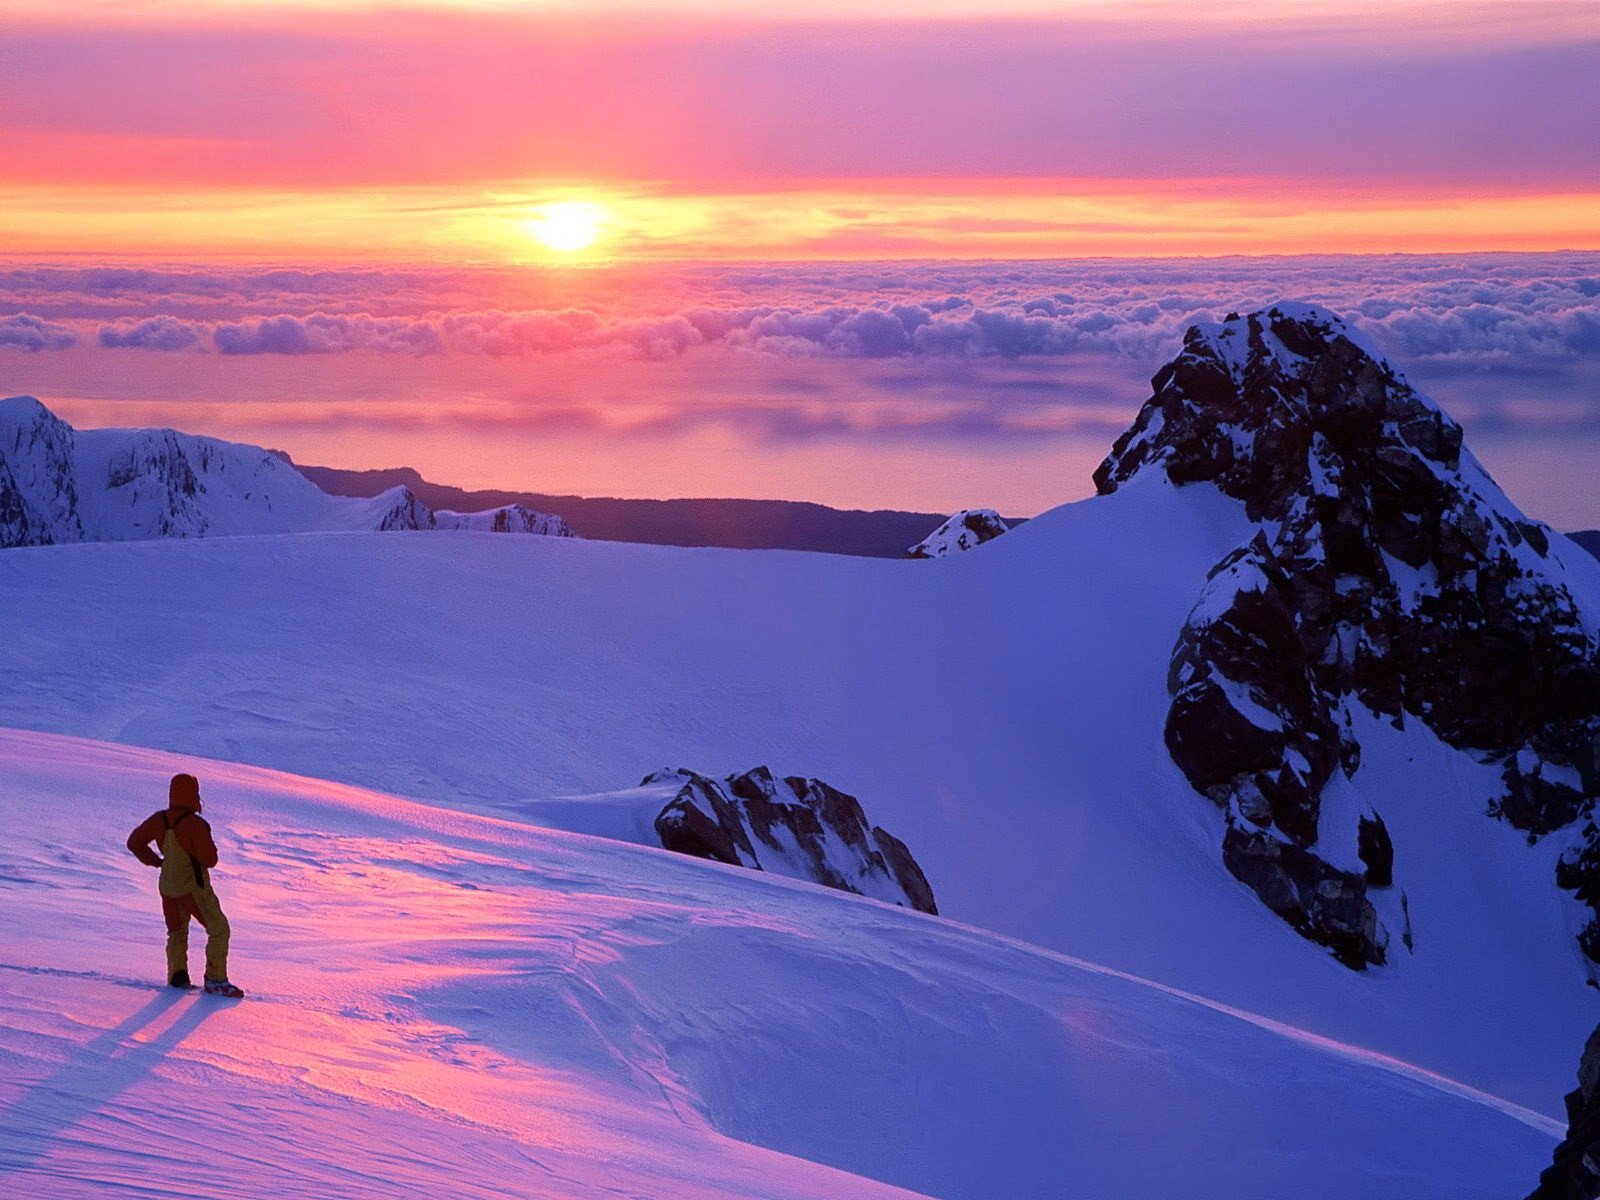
[1529,1024,1600,1200]
[1097,303,1600,969]
[644,766,937,914]
[907,509,1010,558]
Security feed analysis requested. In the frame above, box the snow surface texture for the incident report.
[0,395,572,546]
[906,509,1009,558]
[0,729,1560,1198]
[0,473,1593,1125]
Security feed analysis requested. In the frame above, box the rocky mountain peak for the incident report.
[1094,303,1463,516]
[1097,306,1600,970]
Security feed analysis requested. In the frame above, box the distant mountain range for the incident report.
[0,395,573,547]
[289,459,1010,558]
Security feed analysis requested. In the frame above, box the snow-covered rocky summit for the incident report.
[907,508,1009,558]
[1097,303,1600,970]
[0,395,572,546]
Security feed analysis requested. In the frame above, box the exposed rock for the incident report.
[434,504,576,537]
[1528,1024,1600,1200]
[1097,304,1600,969]
[907,509,1009,558]
[644,766,937,914]
[1222,824,1384,969]
[371,485,436,531]
[1356,812,1393,888]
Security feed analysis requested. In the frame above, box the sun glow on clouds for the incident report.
[523,202,607,257]
[4,181,1596,263]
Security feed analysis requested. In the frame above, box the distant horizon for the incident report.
[5,250,1598,527]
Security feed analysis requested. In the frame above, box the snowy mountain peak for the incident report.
[0,394,81,546]
[906,508,1009,558]
[1095,307,1600,970]
[0,398,575,547]
[1094,302,1460,510]
[368,484,436,531]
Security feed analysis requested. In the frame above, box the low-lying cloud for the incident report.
[6,254,1594,384]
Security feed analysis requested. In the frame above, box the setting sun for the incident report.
[525,201,605,254]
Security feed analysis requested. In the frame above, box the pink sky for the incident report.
[2,2,1596,259]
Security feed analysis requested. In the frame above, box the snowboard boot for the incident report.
[168,969,194,990]
[203,978,245,998]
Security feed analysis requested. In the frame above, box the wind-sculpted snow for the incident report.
[906,509,1009,558]
[0,395,573,546]
[1097,303,1600,969]
[0,729,1562,1198]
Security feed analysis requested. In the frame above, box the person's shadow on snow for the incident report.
[0,989,219,1181]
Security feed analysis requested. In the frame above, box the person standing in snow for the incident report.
[126,773,244,998]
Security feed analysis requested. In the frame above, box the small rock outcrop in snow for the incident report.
[435,504,576,537]
[643,766,938,914]
[1529,1024,1600,1200]
[906,509,1009,558]
[0,396,573,547]
[1097,304,1600,970]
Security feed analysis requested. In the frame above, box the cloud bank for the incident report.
[6,253,1599,525]
[6,253,1597,380]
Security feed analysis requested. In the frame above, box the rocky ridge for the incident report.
[1096,304,1600,969]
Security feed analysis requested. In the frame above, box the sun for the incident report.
[525,201,605,254]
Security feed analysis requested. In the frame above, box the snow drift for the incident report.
[0,729,1559,1199]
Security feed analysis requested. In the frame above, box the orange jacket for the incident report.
[127,807,219,872]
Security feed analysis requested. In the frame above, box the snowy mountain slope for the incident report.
[0,728,1561,1199]
[0,474,1593,1119]
[0,396,570,545]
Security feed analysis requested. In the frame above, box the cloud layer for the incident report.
[5,253,1599,525]
[6,254,1595,378]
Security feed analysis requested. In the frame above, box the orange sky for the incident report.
[2,1,1596,261]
